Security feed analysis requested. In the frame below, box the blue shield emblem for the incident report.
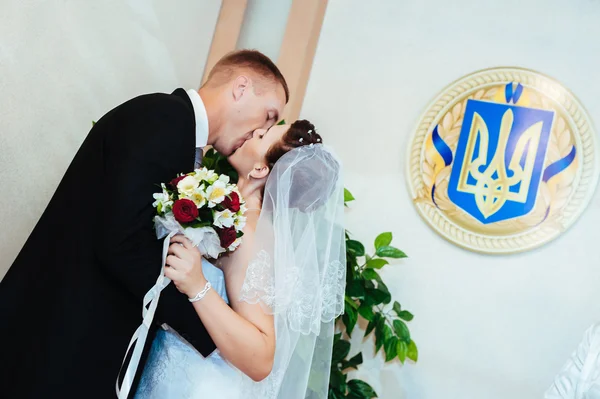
[447,99,555,224]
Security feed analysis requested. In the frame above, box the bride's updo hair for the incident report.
[265,120,323,168]
[265,120,340,213]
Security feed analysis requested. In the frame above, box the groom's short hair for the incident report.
[204,50,289,103]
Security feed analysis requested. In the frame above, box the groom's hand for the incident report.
[165,236,207,298]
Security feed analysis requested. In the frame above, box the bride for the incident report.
[133,120,346,398]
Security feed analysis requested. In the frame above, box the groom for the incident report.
[0,50,288,398]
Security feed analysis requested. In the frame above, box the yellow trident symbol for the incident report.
[457,109,544,218]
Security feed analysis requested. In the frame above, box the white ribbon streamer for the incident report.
[115,230,174,399]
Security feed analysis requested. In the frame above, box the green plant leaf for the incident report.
[393,319,411,343]
[374,232,392,249]
[334,332,342,343]
[344,188,355,203]
[365,258,389,269]
[345,295,359,310]
[347,379,378,399]
[277,119,286,125]
[374,318,387,353]
[346,240,365,257]
[329,369,347,393]
[332,339,351,363]
[362,269,378,281]
[376,246,407,259]
[341,352,363,371]
[384,336,399,362]
[397,340,408,363]
[329,389,345,399]
[346,279,366,299]
[407,339,419,362]
[393,301,402,315]
[92,120,96,126]
[398,310,414,322]
[365,288,388,306]
[358,303,375,321]
[364,313,381,338]
[343,301,358,336]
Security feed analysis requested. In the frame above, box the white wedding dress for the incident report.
[129,145,346,399]
[134,259,245,399]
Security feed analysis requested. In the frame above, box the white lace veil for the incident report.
[239,144,346,398]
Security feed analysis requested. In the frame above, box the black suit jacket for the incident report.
[0,89,215,398]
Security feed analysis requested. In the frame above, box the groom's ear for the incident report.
[232,75,250,101]
[249,163,270,180]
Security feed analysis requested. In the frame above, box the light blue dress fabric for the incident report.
[134,259,243,399]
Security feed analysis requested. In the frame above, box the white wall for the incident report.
[0,0,221,278]
[301,0,600,398]
[237,0,293,61]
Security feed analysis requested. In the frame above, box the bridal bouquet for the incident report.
[152,167,247,258]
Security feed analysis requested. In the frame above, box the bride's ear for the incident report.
[249,163,270,180]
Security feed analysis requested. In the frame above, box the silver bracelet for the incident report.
[188,282,212,303]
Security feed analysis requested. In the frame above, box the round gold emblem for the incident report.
[407,67,599,254]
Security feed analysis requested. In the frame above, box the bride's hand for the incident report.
[164,235,207,298]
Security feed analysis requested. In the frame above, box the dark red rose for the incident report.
[221,191,241,212]
[169,175,186,189]
[172,199,199,223]
[217,227,237,249]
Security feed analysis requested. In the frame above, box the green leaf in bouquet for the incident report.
[393,319,411,343]
[407,339,419,362]
[346,240,365,257]
[374,232,392,249]
[277,119,286,125]
[375,246,407,259]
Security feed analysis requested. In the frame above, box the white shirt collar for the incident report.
[186,89,209,148]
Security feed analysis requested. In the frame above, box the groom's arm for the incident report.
[94,94,216,356]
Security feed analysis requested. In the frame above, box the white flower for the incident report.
[152,184,173,212]
[206,180,230,207]
[228,238,242,251]
[213,209,235,228]
[177,175,199,197]
[218,174,230,184]
[193,167,210,182]
[233,215,247,232]
[239,203,248,215]
[206,170,219,184]
[189,188,207,208]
